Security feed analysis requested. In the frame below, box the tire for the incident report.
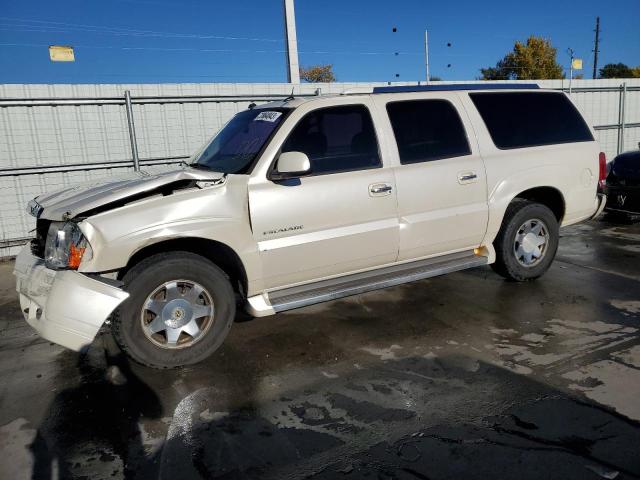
[112,252,236,368]
[491,200,559,281]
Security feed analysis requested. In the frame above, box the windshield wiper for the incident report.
[189,163,215,171]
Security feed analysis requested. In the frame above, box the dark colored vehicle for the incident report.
[605,150,640,215]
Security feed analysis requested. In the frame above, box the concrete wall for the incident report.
[1,79,639,257]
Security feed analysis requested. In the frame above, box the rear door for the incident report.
[248,100,399,290]
[373,93,488,260]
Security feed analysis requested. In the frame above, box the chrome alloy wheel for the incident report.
[140,280,215,349]
[513,218,550,267]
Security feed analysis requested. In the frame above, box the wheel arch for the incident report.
[513,186,565,222]
[119,237,248,298]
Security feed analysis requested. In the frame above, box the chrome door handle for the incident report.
[458,172,478,183]
[369,183,393,196]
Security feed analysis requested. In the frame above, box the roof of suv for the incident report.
[255,83,543,111]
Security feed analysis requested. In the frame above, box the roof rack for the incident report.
[371,83,540,94]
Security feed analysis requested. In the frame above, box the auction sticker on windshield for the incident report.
[254,111,282,122]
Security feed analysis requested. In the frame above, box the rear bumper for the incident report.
[13,246,129,352]
[604,186,640,214]
[590,193,607,219]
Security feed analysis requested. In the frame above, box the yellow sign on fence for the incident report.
[571,58,583,70]
[49,46,75,62]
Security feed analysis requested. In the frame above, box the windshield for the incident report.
[191,108,289,174]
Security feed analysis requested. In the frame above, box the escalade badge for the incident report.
[617,195,626,206]
[263,225,303,236]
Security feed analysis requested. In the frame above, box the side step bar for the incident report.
[267,251,487,313]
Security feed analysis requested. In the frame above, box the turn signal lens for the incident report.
[598,152,607,189]
[68,244,86,269]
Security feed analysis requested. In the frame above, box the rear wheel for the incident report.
[491,200,559,281]
[112,252,235,368]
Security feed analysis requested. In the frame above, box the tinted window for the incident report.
[281,105,381,175]
[193,108,288,174]
[470,92,593,149]
[386,100,471,164]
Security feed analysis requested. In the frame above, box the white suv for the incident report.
[14,84,607,368]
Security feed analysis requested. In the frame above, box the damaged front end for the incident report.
[14,247,129,351]
[15,166,227,351]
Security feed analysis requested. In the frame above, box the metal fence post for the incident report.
[617,82,627,155]
[124,90,140,171]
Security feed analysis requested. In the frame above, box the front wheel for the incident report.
[112,252,236,368]
[491,200,559,281]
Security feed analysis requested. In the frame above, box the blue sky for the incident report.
[0,0,638,84]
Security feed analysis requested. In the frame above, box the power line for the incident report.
[0,41,424,57]
[0,17,284,43]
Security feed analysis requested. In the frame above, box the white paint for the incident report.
[360,344,402,361]
[564,359,640,421]
[612,345,640,368]
[610,299,640,315]
[199,409,229,422]
[0,418,36,480]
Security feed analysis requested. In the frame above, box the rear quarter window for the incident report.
[469,91,594,149]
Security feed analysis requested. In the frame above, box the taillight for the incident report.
[598,152,607,189]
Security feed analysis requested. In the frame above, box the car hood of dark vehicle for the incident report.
[33,167,225,221]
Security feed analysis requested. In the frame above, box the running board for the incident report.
[267,251,487,313]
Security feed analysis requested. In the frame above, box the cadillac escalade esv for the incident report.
[14,84,607,368]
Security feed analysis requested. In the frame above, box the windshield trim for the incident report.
[191,107,293,175]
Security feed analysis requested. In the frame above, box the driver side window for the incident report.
[281,104,381,176]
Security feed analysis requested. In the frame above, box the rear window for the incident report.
[469,92,593,149]
[386,99,471,164]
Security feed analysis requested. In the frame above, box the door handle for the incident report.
[458,172,478,183]
[369,183,393,196]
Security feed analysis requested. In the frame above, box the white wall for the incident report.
[1,79,639,257]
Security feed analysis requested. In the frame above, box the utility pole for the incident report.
[424,30,430,83]
[567,48,575,95]
[592,16,600,79]
[283,0,300,84]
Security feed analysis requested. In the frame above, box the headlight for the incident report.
[44,221,93,270]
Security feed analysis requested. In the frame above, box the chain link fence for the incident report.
[1,79,639,257]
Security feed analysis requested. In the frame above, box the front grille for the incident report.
[31,219,51,258]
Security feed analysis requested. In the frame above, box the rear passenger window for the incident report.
[469,92,594,149]
[281,104,381,175]
[386,100,471,164]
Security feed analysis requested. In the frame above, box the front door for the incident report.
[248,102,399,290]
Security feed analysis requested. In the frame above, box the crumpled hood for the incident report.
[34,167,225,221]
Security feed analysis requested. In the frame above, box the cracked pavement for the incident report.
[1,216,639,479]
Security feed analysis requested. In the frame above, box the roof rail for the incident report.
[372,83,540,94]
[340,87,374,95]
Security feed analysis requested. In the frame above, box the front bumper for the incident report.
[13,246,129,352]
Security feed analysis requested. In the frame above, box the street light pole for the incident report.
[283,0,300,84]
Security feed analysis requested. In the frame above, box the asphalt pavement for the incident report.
[0,216,639,480]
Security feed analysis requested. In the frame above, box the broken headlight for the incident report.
[44,221,93,270]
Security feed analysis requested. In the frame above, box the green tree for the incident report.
[481,36,564,80]
[632,66,640,78]
[299,64,336,82]
[599,63,633,78]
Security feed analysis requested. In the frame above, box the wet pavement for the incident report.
[1,216,639,479]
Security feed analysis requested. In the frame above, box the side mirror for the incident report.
[273,151,311,179]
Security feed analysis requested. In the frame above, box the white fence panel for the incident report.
[1,79,639,257]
